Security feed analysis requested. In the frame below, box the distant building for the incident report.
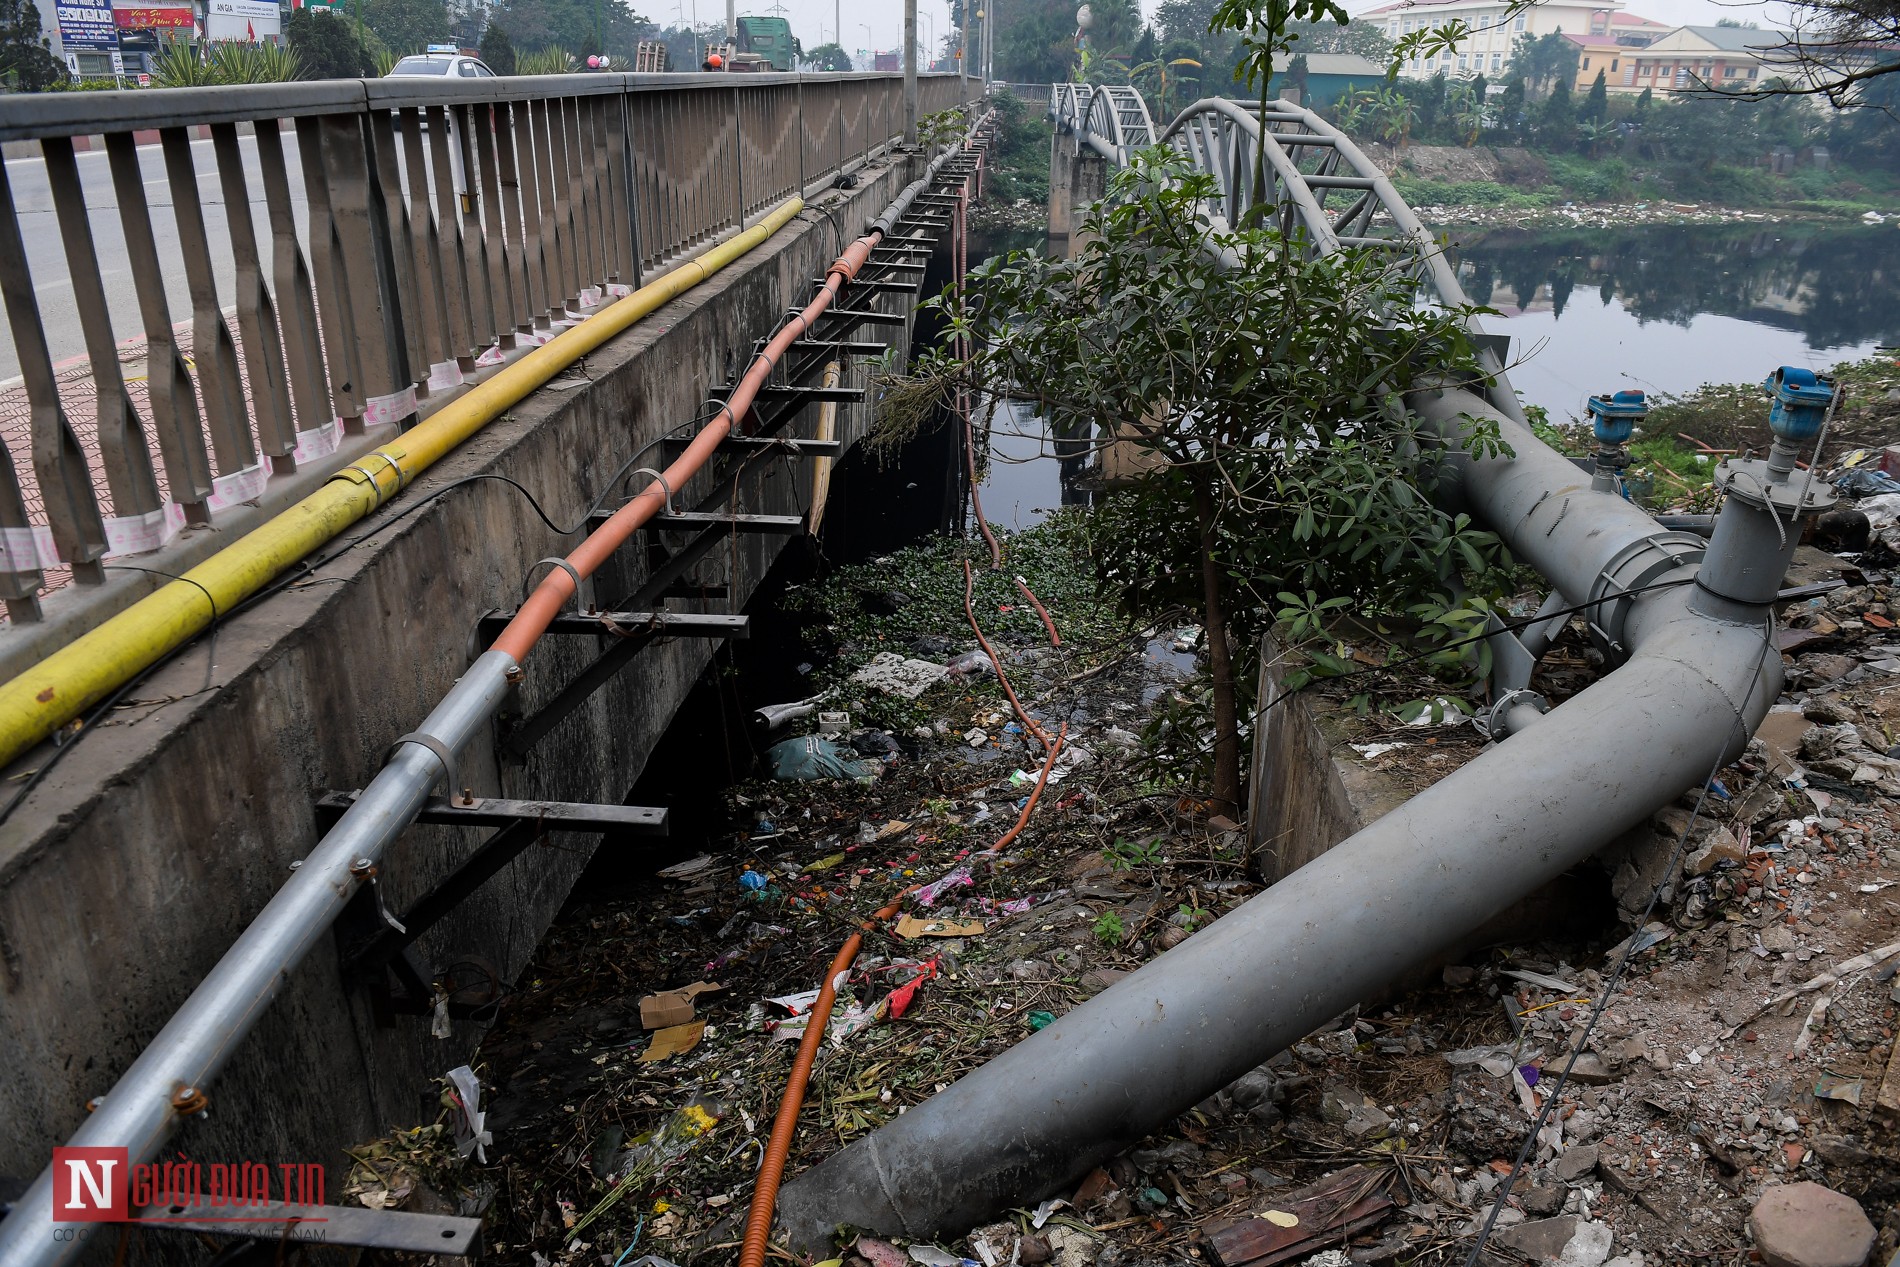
[1621,25,1783,93]
[1563,33,1634,90]
[1267,51,1388,105]
[1362,0,1665,80]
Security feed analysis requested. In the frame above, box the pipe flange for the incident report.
[386,731,456,795]
[1585,531,1706,659]
[1474,690,1548,742]
[523,557,588,613]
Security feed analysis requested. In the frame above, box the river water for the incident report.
[967,220,1900,527]
[1446,220,1900,423]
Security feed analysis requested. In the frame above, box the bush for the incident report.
[478,22,515,74]
[1543,153,1628,202]
[1392,177,1550,209]
[287,9,373,79]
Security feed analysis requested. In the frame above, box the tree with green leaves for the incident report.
[907,151,1510,811]
[0,0,64,91]
[1537,75,1575,146]
[490,0,649,61]
[479,20,516,71]
[366,0,450,55]
[1582,68,1608,120]
[1508,29,1579,98]
[1284,17,1390,60]
[806,41,850,70]
[288,9,375,77]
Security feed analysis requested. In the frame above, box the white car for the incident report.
[386,47,497,79]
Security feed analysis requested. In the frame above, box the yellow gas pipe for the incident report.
[0,197,805,770]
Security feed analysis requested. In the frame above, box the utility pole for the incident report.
[725,0,734,41]
[904,0,918,146]
[959,0,967,83]
[835,0,840,58]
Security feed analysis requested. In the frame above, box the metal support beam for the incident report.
[792,339,890,353]
[803,308,907,325]
[695,435,844,457]
[718,384,866,402]
[130,1198,482,1256]
[478,609,750,641]
[316,791,670,833]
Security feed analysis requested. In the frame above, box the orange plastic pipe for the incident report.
[489,233,881,664]
[737,721,1068,1267]
[963,559,1053,748]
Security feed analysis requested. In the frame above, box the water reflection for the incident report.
[969,401,1096,533]
[1446,223,1900,420]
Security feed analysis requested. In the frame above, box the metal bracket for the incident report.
[623,466,677,516]
[523,556,591,613]
[385,731,456,796]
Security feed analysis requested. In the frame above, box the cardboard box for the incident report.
[638,981,722,1029]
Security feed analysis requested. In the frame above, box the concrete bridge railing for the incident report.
[0,71,974,660]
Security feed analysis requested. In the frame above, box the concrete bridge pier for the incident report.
[1048,134,1107,255]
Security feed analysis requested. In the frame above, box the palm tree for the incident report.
[1372,86,1417,147]
[1447,81,1483,147]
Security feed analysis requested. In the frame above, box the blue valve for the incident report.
[1585,389,1647,446]
[1762,366,1835,442]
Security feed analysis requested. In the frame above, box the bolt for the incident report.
[170,1085,209,1118]
[504,665,525,684]
[288,860,303,871]
[85,1096,104,1113]
[351,858,374,877]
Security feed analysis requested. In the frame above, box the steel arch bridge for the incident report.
[1046,87,1519,417]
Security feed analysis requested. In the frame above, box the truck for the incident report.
[732,15,794,71]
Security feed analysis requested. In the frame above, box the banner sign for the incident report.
[115,6,194,27]
[55,0,119,50]
[204,0,279,41]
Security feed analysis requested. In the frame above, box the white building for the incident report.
[1362,0,1661,79]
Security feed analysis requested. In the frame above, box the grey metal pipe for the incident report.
[777,591,1778,1249]
[0,650,517,1267]
[774,391,1783,1248]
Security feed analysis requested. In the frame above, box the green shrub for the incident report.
[1392,177,1550,209]
[1543,153,1627,202]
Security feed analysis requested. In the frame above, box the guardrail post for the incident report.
[318,112,410,429]
[162,126,259,491]
[0,158,105,588]
[255,122,335,441]
[44,135,162,520]
[605,90,639,290]
[211,122,298,472]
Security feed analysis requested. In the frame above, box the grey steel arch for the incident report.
[1047,82,1155,165]
[1050,88,1517,417]
[1157,96,1460,300]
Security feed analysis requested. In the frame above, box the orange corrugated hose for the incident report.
[737,721,1067,1267]
[490,233,881,663]
[1015,575,1061,648]
[963,559,1053,749]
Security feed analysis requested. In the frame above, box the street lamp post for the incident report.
[904,0,918,145]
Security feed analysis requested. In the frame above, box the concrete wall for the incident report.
[1247,635,1411,883]
[0,151,923,1209]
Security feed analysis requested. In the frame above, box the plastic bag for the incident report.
[766,735,879,781]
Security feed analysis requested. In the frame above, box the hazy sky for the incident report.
[705,0,1789,55]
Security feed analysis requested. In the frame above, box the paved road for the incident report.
[1,131,307,384]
